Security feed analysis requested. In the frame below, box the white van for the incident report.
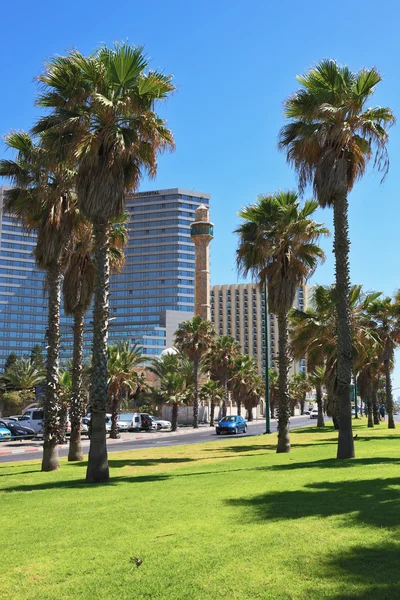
[19,408,44,434]
[118,413,157,432]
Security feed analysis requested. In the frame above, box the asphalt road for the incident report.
[0,415,310,463]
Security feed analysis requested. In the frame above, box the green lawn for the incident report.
[1,422,399,600]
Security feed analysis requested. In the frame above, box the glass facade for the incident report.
[0,187,210,366]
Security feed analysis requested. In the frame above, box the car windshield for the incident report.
[119,415,133,422]
[220,416,236,422]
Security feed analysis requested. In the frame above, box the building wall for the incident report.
[210,283,309,376]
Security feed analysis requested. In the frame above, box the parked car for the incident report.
[82,416,111,436]
[310,409,319,419]
[0,424,12,441]
[19,409,44,434]
[216,415,247,435]
[65,418,89,437]
[150,416,171,430]
[0,419,35,441]
[118,413,157,432]
[116,419,129,432]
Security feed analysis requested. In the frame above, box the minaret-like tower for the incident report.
[190,204,214,321]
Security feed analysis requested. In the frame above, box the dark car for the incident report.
[216,415,247,435]
[0,419,35,441]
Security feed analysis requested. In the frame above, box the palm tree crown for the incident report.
[278,59,395,203]
[236,190,328,314]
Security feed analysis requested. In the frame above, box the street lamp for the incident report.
[264,284,271,434]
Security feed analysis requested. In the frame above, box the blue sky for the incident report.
[2,0,400,390]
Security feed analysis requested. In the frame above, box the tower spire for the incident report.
[190,204,213,321]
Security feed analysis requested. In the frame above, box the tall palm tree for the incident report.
[174,316,216,428]
[207,336,240,417]
[367,294,400,429]
[63,218,127,461]
[199,380,224,427]
[34,43,175,482]
[107,341,143,438]
[278,59,395,458]
[236,190,327,453]
[0,132,76,471]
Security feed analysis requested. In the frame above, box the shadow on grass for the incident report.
[318,542,400,599]
[226,476,400,528]
[72,457,196,469]
[1,473,169,493]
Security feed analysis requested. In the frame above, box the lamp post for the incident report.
[353,372,358,419]
[264,284,271,434]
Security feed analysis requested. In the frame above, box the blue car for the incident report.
[216,415,247,435]
[0,425,12,442]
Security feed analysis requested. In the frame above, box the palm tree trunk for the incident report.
[333,192,354,459]
[171,402,178,431]
[384,358,395,429]
[367,398,374,427]
[237,395,242,417]
[110,395,119,439]
[372,389,380,426]
[210,401,215,427]
[86,222,110,483]
[42,264,61,472]
[57,403,68,444]
[222,376,228,417]
[276,311,290,453]
[193,358,199,428]
[316,383,325,427]
[300,399,305,415]
[270,400,275,420]
[68,306,85,462]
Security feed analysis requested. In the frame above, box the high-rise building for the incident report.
[107,188,210,355]
[0,186,48,365]
[0,186,210,366]
[210,283,309,375]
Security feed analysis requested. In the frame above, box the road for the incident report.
[0,416,310,464]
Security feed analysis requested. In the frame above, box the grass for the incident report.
[0,421,399,600]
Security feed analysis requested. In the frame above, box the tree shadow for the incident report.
[316,542,400,599]
[226,476,400,529]
[1,473,169,493]
[268,456,400,472]
[72,457,196,469]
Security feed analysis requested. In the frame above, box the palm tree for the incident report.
[278,59,395,458]
[269,368,279,419]
[63,218,127,461]
[290,284,381,429]
[0,132,76,471]
[290,372,311,415]
[34,43,175,482]
[244,374,263,422]
[367,294,400,429]
[207,336,240,417]
[308,366,326,427]
[0,358,45,390]
[107,342,143,438]
[174,316,216,428]
[236,190,328,453]
[148,353,188,431]
[199,380,224,427]
[230,354,258,417]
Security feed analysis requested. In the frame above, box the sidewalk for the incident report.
[0,419,269,457]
